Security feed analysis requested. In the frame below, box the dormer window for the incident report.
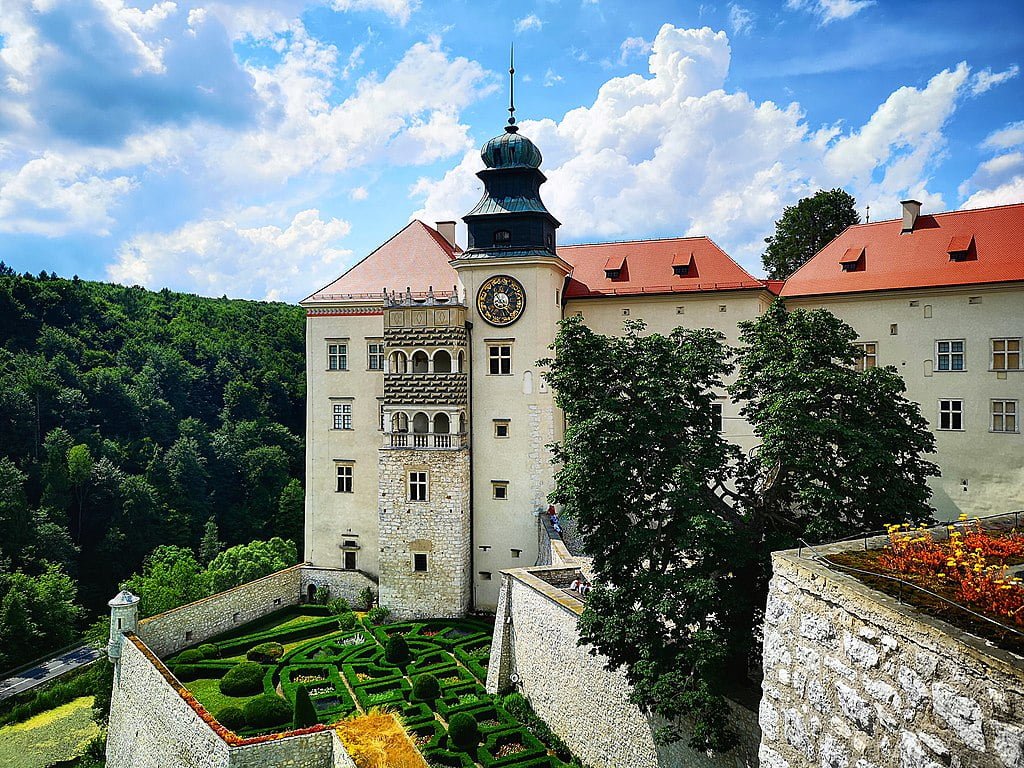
[604,254,626,280]
[672,252,697,277]
[947,234,975,262]
[494,229,511,244]
[839,247,865,272]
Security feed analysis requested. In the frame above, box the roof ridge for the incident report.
[845,200,1024,229]
[559,234,712,248]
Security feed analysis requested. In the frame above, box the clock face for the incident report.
[477,275,526,327]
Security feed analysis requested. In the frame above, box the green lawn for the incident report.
[185,678,261,716]
[0,696,100,768]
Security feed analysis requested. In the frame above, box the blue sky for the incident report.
[0,0,1021,301]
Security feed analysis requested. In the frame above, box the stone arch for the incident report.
[459,411,467,434]
[522,369,533,395]
[412,412,430,434]
[433,349,452,373]
[411,350,430,374]
[457,351,465,373]
[390,350,408,374]
[392,412,409,433]
[433,412,450,434]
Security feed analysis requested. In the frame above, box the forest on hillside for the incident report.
[0,265,308,671]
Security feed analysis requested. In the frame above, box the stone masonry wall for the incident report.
[760,548,1024,768]
[378,448,471,619]
[487,567,761,768]
[138,565,304,657]
[300,565,377,606]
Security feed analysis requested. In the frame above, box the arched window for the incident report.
[459,412,467,434]
[433,350,452,373]
[433,412,450,434]
[391,412,409,433]
[412,412,430,434]
[457,351,465,373]
[390,351,407,374]
[412,351,429,374]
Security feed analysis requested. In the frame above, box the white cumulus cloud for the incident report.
[515,14,543,34]
[970,65,1020,96]
[959,120,1024,209]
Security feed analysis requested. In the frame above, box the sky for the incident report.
[0,0,1021,302]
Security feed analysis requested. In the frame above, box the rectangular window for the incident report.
[936,340,965,371]
[992,338,1022,371]
[992,400,1018,433]
[344,551,356,570]
[511,549,522,558]
[854,342,877,371]
[413,553,428,572]
[333,402,353,430]
[335,463,353,493]
[488,344,512,375]
[938,399,964,431]
[492,481,509,500]
[711,403,723,433]
[479,571,492,580]
[327,342,348,371]
[409,471,428,502]
[367,342,385,371]
[494,419,510,438]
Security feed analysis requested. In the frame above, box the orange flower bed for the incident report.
[878,518,1024,627]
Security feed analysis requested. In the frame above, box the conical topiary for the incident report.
[293,686,318,728]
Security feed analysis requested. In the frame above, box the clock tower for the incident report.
[454,54,571,610]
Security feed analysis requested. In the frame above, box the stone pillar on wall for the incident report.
[107,590,140,665]
[485,574,514,694]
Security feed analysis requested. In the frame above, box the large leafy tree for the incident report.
[543,318,744,750]
[762,188,860,279]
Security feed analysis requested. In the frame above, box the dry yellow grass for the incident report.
[334,708,428,768]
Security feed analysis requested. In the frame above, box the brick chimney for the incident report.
[900,200,922,233]
[436,221,457,248]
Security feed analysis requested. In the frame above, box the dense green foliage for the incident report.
[762,188,860,279]
[412,673,440,702]
[220,661,266,696]
[246,642,285,663]
[448,712,480,750]
[243,695,291,728]
[385,635,410,665]
[0,268,306,669]
[544,307,936,750]
[215,705,245,731]
[292,686,318,728]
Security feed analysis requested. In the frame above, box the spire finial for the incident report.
[506,44,518,133]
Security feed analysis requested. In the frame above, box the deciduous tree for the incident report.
[762,188,860,279]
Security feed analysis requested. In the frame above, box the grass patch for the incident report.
[0,696,100,768]
[185,678,261,714]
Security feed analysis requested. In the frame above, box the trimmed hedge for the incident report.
[337,612,357,631]
[198,643,220,659]
[385,635,410,665]
[244,695,291,729]
[412,673,440,702]
[246,642,284,663]
[293,686,318,728]
[175,648,205,664]
[215,616,340,656]
[477,727,547,767]
[215,705,246,731]
[220,661,266,696]
[172,664,201,682]
[367,605,391,625]
[501,693,575,763]
[448,712,480,750]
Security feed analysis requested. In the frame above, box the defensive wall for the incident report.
[486,562,761,768]
[759,524,1024,768]
[138,564,375,657]
[106,634,355,768]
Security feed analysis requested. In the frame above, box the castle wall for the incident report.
[377,447,471,619]
[760,546,1024,768]
[487,566,761,768]
[300,565,377,605]
[138,566,304,657]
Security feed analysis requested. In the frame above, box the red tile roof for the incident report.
[560,236,766,299]
[302,220,460,303]
[781,202,1024,298]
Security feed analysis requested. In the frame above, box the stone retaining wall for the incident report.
[138,566,305,657]
[760,544,1024,768]
[487,565,761,768]
[300,565,377,606]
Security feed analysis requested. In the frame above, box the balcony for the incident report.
[384,432,468,450]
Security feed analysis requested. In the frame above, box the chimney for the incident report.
[900,200,922,233]
[436,221,457,248]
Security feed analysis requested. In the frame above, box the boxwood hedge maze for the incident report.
[163,606,585,768]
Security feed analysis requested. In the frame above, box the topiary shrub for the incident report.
[367,605,391,625]
[337,611,357,631]
[215,705,245,731]
[412,673,440,703]
[220,661,265,696]
[327,597,351,615]
[175,648,204,664]
[384,635,410,665]
[172,664,200,682]
[243,695,291,729]
[198,644,220,659]
[359,585,375,611]
[292,686,318,728]
[447,712,480,751]
[246,642,284,663]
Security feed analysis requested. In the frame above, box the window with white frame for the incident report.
[493,419,510,438]
[991,400,1018,433]
[333,402,352,430]
[488,344,512,375]
[327,341,348,370]
[854,341,877,371]
[335,463,353,493]
[935,340,965,371]
[938,399,964,431]
[992,338,1021,371]
[367,342,385,371]
[408,471,428,502]
[492,481,509,500]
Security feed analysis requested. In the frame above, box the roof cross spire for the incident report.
[506,44,518,134]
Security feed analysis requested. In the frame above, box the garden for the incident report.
[829,517,1024,654]
[162,605,587,768]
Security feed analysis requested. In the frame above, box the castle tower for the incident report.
[376,291,471,618]
[106,590,140,663]
[454,53,571,609]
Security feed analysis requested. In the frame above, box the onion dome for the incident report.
[481,126,543,169]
